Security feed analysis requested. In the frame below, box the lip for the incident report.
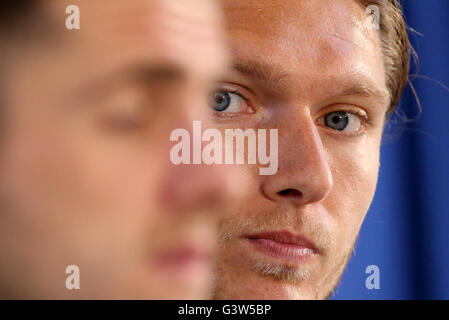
[155,241,213,279]
[156,246,209,267]
[243,230,318,262]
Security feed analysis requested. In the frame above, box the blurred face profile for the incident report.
[212,0,391,299]
[0,0,233,299]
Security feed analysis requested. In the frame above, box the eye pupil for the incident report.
[215,95,224,104]
[210,91,231,111]
[325,111,349,131]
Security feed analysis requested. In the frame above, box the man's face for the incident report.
[213,0,390,299]
[0,0,233,299]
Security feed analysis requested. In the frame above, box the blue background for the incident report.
[332,0,449,300]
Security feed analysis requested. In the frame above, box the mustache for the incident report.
[218,209,335,253]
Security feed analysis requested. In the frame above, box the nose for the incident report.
[261,110,333,207]
[160,89,240,217]
[162,162,232,215]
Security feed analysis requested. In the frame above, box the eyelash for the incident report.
[227,89,244,99]
[317,107,373,137]
[212,87,255,117]
[213,86,374,134]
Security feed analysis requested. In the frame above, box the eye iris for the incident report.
[211,91,231,111]
[325,111,349,131]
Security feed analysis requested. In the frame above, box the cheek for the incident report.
[326,137,381,242]
[0,127,165,296]
[0,117,163,246]
[62,136,162,231]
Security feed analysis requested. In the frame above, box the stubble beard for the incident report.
[212,212,359,299]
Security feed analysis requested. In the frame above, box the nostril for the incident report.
[278,188,302,198]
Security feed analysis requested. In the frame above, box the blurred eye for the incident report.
[323,111,362,132]
[210,90,248,113]
[104,109,146,132]
[99,85,152,133]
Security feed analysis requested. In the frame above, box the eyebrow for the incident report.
[123,63,186,84]
[232,60,289,85]
[231,59,391,108]
[74,63,186,101]
[336,78,391,103]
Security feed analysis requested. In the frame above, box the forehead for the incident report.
[47,0,227,78]
[221,0,386,94]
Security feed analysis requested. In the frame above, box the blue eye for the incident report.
[210,90,248,113]
[211,91,231,111]
[325,111,349,130]
[324,111,361,132]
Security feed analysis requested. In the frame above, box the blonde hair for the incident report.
[358,0,412,112]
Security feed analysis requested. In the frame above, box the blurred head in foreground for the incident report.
[212,0,410,299]
[0,0,233,299]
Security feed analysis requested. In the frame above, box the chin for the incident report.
[214,268,323,300]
